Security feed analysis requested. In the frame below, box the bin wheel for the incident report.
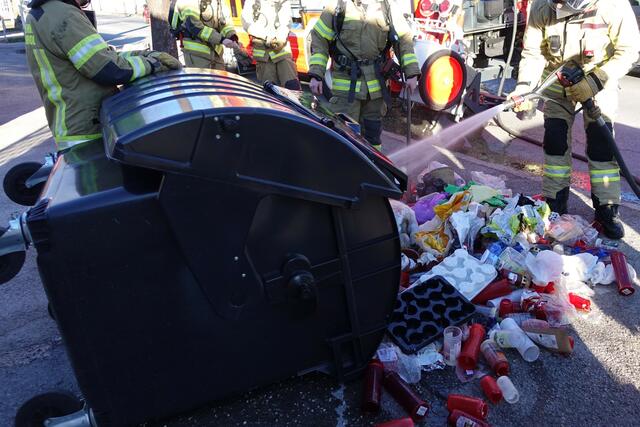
[0,251,26,285]
[4,162,45,206]
[47,303,56,321]
[15,391,83,427]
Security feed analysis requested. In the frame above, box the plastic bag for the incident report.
[434,191,473,220]
[390,199,419,249]
[594,262,638,285]
[547,214,598,245]
[450,210,485,250]
[468,185,499,204]
[561,253,599,285]
[470,171,507,190]
[525,250,564,286]
[412,192,448,225]
[415,216,454,256]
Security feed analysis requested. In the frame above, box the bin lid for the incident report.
[101,70,407,205]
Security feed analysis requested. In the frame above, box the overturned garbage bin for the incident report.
[14,70,408,426]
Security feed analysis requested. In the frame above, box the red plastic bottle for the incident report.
[383,371,430,421]
[448,410,490,427]
[568,293,591,311]
[362,360,384,412]
[611,251,635,296]
[375,418,415,427]
[458,324,486,370]
[480,375,503,404]
[446,394,489,420]
[480,339,509,376]
[472,279,513,304]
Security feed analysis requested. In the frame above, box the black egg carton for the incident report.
[387,275,476,354]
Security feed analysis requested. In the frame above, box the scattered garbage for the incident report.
[363,165,639,425]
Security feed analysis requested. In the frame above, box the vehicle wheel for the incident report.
[0,251,26,285]
[3,162,45,206]
[15,391,83,427]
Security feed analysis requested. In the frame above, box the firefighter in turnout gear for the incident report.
[169,0,238,69]
[24,0,181,153]
[510,0,640,239]
[241,0,301,90]
[308,0,420,151]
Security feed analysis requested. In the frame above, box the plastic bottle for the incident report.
[383,371,430,421]
[480,375,503,404]
[446,394,488,420]
[496,376,519,404]
[480,339,509,376]
[447,410,490,427]
[611,251,635,296]
[362,360,384,412]
[521,325,575,354]
[489,329,523,350]
[443,326,463,367]
[458,324,486,370]
[521,319,549,329]
[504,312,534,326]
[375,418,415,427]
[498,299,522,318]
[568,293,591,311]
[500,268,531,288]
[472,278,513,304]
[500,318,539,362]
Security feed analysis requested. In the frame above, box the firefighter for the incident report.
[24,0,181,154]
[510,0,640,239]
[308,0,420,151]
[170,0,238,69]
[241,0,301,90]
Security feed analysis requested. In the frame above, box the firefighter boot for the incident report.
[592,195,625,240]
[363,119,382,151]
[545,187,570,215]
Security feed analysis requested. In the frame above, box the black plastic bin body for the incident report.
[29,70,407,426]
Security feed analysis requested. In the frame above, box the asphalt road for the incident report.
[1,13,639,427]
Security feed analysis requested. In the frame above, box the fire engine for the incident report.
[224,0,527,116]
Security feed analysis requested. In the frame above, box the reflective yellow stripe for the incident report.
[181,7,200,20]
[25,35,35,46]
[544,164,571,178]
[221,26,235,37]
[25,24,32,34]
[332,78,361,92]
[591,177,620,183]
[401,53,418,67]
[171,5,180,29]
[33,48,67,140]
[313,19,335,41]
[68,33,108,69]
[56,133,102,150]
[367,79,381,93]
[252,49,266,57]
[590,168,620,176]
[200,26,213,42]
[269,49,290,60]
[309,53,328,67]
[183,40,211,54]
[126,56,148,81]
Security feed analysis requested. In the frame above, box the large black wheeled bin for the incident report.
[27,70,407,426]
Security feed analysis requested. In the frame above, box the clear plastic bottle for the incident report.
[496,376,519,404]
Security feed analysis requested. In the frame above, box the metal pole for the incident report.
[1,15,7,43]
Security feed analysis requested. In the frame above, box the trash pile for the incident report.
[367,161,637,427]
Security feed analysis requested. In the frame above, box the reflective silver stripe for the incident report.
[126,56,147,81]
[68,34,108,69]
